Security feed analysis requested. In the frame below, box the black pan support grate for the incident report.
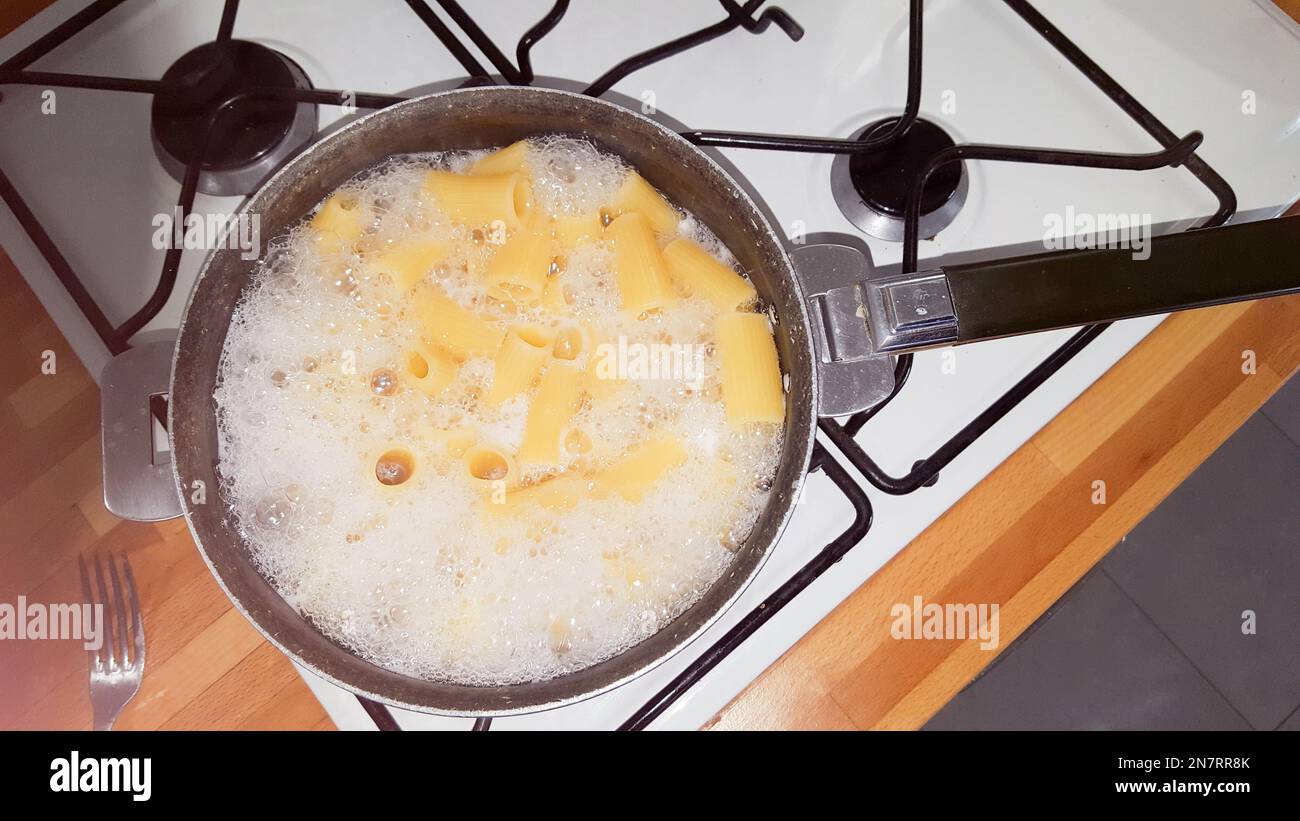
[0,0,1236,730]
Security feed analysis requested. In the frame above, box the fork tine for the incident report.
[92,554,117,672]
[105,554,131,670]
[120,554,144,671]
[77,555,102,672]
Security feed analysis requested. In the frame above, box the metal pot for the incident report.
[165,86,1300,715]
[171,87,815,715]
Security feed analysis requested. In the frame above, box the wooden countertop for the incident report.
[1,1,1297,731]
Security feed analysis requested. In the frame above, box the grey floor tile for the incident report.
[1261,371,1300,449]
[924,570,1249,730]
[1103,414,1300,730]
[1279,706,1300,731]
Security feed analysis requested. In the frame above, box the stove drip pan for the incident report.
[831,116,967,242]
[151,40,318,197]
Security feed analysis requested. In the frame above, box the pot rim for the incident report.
[169,85,818,717]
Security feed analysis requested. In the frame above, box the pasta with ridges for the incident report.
[214,137,785,686]
[608,211,676,317]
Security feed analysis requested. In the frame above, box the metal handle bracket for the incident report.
[860,269,959,354]
[101,338,183,522]
[790,243,896,417]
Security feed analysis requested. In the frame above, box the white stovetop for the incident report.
[3,0,1298,729]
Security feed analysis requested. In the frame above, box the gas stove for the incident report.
[2,0,1298,730]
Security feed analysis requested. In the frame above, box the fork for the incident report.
[78,553,144,731]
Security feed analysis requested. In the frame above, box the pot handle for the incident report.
[101,338,184,522]
[790,243,896,417]
[864,215,1300,354]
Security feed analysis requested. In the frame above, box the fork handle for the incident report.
[92,706,118,731]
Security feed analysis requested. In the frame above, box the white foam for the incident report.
[214,138,784,686]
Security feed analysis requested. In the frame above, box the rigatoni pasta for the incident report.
[484,226,553,300]
[422,170,532,229]
[310,191,368,254]
[608,211,676,316]
[608,171,681,235]
[370,240,447,292]
[492,474,586,513]
[404,341,459,396]
[470,140,530,176]
[411,286,504,358]
[216,136,785,687]
[592,436,688,502]
[517,360,581,467]
[550,212,603,252]
[716,311,785,427]
[485,325,552,405]
[663,238,757,311]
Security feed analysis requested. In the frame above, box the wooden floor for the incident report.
[0,249,334,730]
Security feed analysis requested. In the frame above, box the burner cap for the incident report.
[151,40,317,197]
[831,116,967,241]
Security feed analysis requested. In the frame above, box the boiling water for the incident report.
[215,138,784,685]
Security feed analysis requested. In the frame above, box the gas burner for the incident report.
[150,40,318,197]
[831,117,967,242]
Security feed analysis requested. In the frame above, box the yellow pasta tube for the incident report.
[551,212,603,250]
[584,363,627,404]
[311,191,368,252]
[486,325,552,405]
[429,427,477,459]
[716,311,785,428]
[370,240,447,292]
[445,598,487,645]
[423,170,532,230]
[608,212,676,316]
[484,226,553,301]
[663,238,757,311]
[492,475,588,514]
[464,443,518,487]
[518,361,581,466]
[411,286,504,359]
[602,552,649,597]
[471,140,531,176]
[581,322,626,402]
[404,341,458,397]
[593,436,688,502]
[540,277,568,314]
[608,172,680,235]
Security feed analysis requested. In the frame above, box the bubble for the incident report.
[552,327,582,360]
[255,497,290,529]
[564,429,591,454]
[369,368,399,396]
[718,529,741,552]
[308,498,334,525]
[375,449,415,486]
[213,139,782,687]
[331,269,359,296]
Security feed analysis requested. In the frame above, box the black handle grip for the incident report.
[943,214,1300,343]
